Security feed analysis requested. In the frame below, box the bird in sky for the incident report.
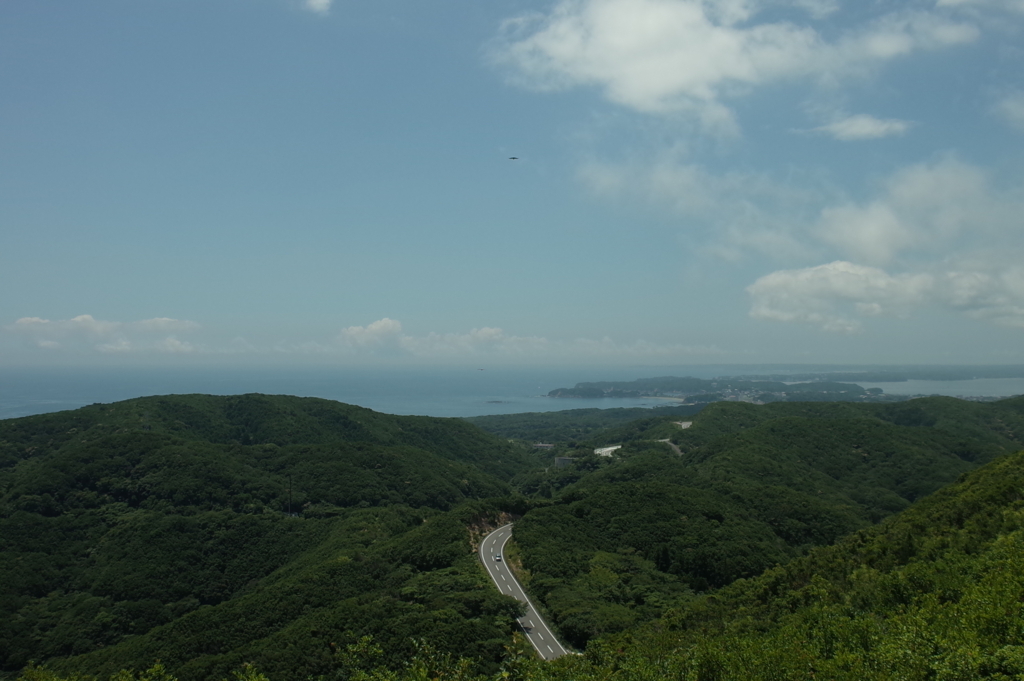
[509,157,518,160]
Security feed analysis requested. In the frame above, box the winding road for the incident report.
[478,524,571,661]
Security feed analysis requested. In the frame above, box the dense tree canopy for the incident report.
[5,393,1024,681]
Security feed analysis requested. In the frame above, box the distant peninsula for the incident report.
[730,364,1024,383]
[548,367,1024,404]
[548,376,883,403]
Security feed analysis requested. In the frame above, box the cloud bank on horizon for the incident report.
[8,316,202,355]
[5,315,722,362]
[2,0,1023,366]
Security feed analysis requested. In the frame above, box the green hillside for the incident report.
[464,404,703,444]
[21,440,1024,681]
[8,394,1024,681]
[505,396,1024,648]
[30,502,526,681]
[0,395,535,679]
[554,446,1024,680]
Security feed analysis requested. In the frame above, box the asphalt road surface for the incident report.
[479,523,571,661]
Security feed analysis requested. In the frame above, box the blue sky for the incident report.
[2,0,1024,367]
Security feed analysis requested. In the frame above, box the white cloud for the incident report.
[840,11,978,59]
[334,318,719,360]
[940,267,1024,327]
[97,339,133,354]
[579,153,821,261]
[32,314,120,336]
[398,327,549,357]
[937,0,1024,14]
[790,0,839,19]
[566,336,723,357]
[134,317,201,332]
[492,0,976,132]
[816,157,1009,265]
[747,261,934,332]
[11,315,200,336]
[580,151,1024,274]
[70,314,121,335]
[746,157,1024,331]
[12,314,121,337]
[6,313,724,362]
[812,114,912,140]
[304,0,332,15]
[339,318,404,347]
[6,314,202,354]
[588,150,1024,334]
[339,319,548,357]
[230,337,261,353]
[817,201,913,266]
[994,91,1024,131]
[748,261,1024,331]
[155,337,198,353]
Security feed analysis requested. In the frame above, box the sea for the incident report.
[3,365,1024,421]
[0,365,711,421]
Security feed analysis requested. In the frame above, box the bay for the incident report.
[858,377,1024,398]
[0,365,713,420]
[7,366,1023,422]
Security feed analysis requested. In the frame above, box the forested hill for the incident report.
[7,394,1024,681]
[464,404,703,443]
[13,396,1024,681]
[1,393,532,481]
[504,395,1024,649]
[0,395,536,680]
[568,447,1024,679]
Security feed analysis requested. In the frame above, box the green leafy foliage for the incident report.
[565,448,1024,680]
[465,405,703,444]
[507,396,1024,649]
[43,502,526,681]
[48,447,1022,681]
[9,393,1024,681]
[0,395,534,679]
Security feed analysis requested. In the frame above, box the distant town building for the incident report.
[534,443,555,449]
[594,445,622,457]
[554,457,574,468]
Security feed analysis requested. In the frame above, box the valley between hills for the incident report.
[3,393,1024,680]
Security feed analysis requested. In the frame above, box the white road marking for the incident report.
[482,523,569,661]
